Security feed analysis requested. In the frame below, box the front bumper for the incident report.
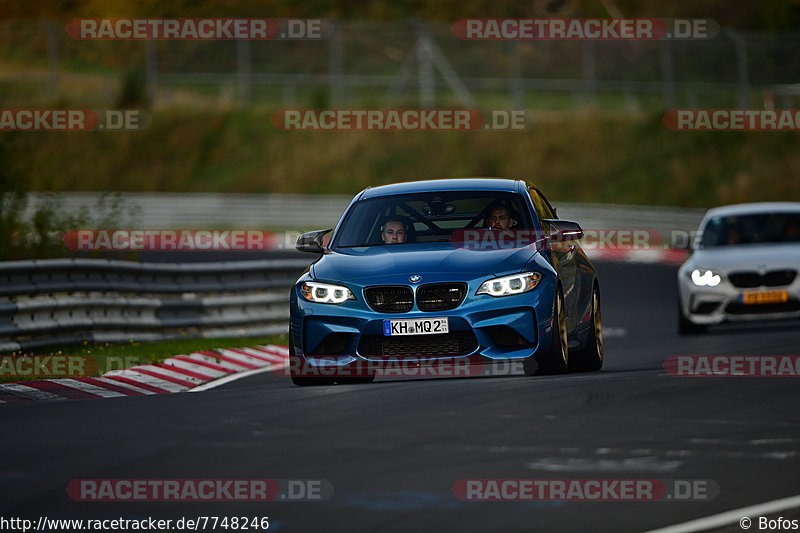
[290,279,557,368]
[678,276,800,325]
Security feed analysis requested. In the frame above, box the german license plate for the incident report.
[383,317,449,336]
[740,290,789,305]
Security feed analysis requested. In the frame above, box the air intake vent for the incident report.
[359,331,477,357]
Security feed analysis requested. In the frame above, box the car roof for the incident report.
[705,202,800,219]
[359,178,521,199]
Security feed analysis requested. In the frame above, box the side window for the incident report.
[537,188,557,219]
[528,187,555,224]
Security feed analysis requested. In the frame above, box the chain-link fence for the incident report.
[1,20,799,111]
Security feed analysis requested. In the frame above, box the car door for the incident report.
[529,187,580,332]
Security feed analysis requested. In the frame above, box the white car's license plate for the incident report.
[383,317,449,336]
[739,290,789,305]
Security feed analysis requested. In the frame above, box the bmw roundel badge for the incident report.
[409,275,422,283]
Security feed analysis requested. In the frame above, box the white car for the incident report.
[677,202,800,334]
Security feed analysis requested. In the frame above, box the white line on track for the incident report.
[91,377,156,395]
[51,379,127,398]
[643,494,800,533]
[188,363,285,392]
[0,383,66,402]
[104,369,186,392]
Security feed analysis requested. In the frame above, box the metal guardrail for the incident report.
[0,258,312,353]
[23,192,707,235]
[3,195,709,352]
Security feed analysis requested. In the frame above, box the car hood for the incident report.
[688,244,800,272]
[312,243,537,284]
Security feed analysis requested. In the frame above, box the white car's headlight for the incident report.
[477,272,542,297]
[690,269,722,287]
[301,281,355,304]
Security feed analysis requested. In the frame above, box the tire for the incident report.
[289,328,335,387]
[677,295,707,335]
[569,285,604,372]
[530,286,569,375]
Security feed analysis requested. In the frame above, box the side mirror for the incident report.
[296,228,333,253]
[541,219,584,240]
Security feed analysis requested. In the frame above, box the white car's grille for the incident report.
[728,269,796,288]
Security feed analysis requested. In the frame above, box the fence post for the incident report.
[145,40,158,108]
[726,29,750,108]
[40,20,59,101]
[282,83,296,106]
[237,39,252,107]
[508,41,523,110]
[581,40,597,106]
[416,25,435,107]
[329,22,344,107]
[659,39,676,109]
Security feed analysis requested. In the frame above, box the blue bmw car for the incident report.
[289,178,603,386]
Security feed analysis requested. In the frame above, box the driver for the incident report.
[484,202,517,231]
[381,217,409,244]
[784,218,800,242]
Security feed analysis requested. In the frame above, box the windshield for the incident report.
[700,212,800,247]
[333,191,533,248]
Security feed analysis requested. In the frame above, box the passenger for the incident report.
[726,225,743,245]
[484,202,517,231]
[381,217,409,244]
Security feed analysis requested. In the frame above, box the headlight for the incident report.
[690,269,722,287]
[300,281,355,304]
[477,272,542,297]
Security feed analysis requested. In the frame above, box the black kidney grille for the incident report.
[729,270,797,288]
[416,283,467,311]
[764,269,797,287]
[728,272,762,288]
[364,286,414,313]
[359,331,477,357]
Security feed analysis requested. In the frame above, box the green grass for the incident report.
[1,334,289,384]
[5,109,798,208]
